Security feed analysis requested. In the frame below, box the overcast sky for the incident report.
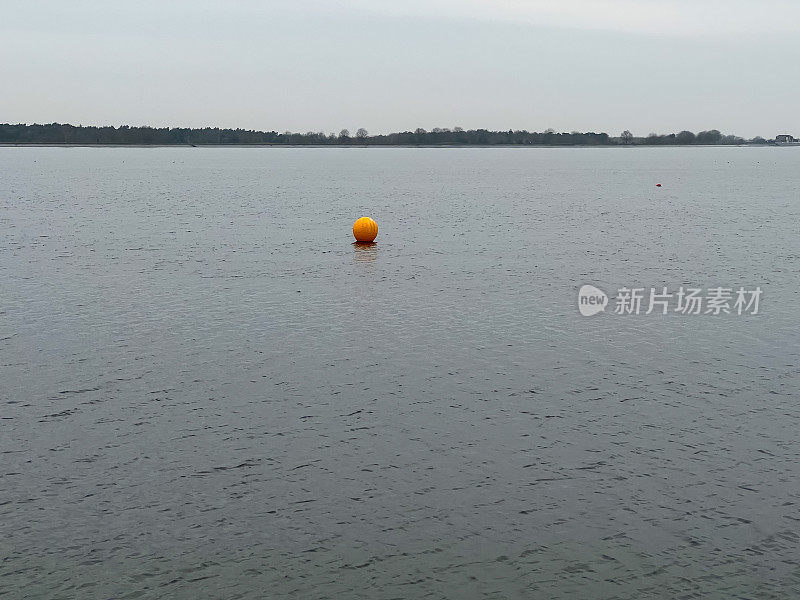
[2,0,799,137]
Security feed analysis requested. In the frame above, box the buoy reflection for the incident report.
[352,241,378,263]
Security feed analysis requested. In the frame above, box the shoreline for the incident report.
[0,143,793,149]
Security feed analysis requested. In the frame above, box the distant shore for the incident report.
[5,124,786,147]
[1,143,794,149]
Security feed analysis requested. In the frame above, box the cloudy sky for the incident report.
[2,0,799,137]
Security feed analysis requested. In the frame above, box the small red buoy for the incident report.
[656,183,662,187]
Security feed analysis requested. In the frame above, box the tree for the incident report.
[676,130,696,144]
[356,128,368,139]
[621,130,633,144]
[339,129,350,139]
[696,129,722,144]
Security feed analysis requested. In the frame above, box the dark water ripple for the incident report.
[1,147,798,599]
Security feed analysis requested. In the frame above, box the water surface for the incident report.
[1,147,798,599]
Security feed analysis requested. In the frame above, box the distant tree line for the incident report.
[638,130,745,145]
[0,123,766,146]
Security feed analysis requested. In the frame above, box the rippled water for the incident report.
[1,147,798,599]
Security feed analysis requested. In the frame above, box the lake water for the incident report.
[1,147,798,599]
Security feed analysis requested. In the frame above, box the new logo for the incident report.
[578,284,608,316]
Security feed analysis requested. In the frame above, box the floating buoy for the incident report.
[353,217,378,242]
[656,183,662,187]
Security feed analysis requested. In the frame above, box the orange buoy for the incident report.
[353,216,378,242]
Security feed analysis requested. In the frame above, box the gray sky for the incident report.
[2,0,799,138]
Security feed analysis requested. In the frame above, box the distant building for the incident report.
[775,134,795,143]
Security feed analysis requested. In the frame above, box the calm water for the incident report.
[1,147,798,599]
